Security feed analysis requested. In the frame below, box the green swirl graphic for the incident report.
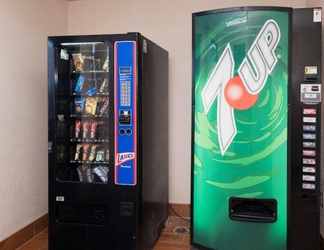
[193,9,289,250]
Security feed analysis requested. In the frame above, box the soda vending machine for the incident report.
[191,7,322,250]
[48,33,169,250]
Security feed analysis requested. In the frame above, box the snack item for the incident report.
[84,97,97,115]
[84,166,94,182]
[105,149,109,161]
[96,149,104,161]
[86,87,96,96]
[99,78,108,93]
[76,165,83,181]
[90,121,98,139]
[77,165,93,182]
[74,98,85,115]
[75,120,81,139]
[99,98,109,115]
[82,121,89,139]
[74,144,82,160]
[82,144,90,160]
[89,144,99,161]
[94,166,109,183]
[102,57,109,71]
[72,53,84,71]
[74,75,85,93]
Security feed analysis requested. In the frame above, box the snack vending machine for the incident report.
[191,7,322,250]
[48,33,168,250]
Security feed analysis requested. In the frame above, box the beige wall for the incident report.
[0,0,67,242]
[68,0,307,204]
[307,0,323,7]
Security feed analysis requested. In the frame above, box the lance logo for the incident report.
[116,152,135,165]
[201,19,281,155]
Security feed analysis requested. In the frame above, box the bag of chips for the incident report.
[72,53,84,71]
[84,97,97,115]
[74,97,85,115]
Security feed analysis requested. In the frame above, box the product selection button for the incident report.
[302,150,316,156]
[302,183,316,190]
[303,108,317,115]
[303,166,316,173]
[303,133,316,140]
[303,125,316,131]
[303,142,316,148]
[303,158,316,165]
[303,117,317,123]
[302,175,316,181]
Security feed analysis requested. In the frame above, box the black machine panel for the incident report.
[290,8,322,250]
[48,33,168,250]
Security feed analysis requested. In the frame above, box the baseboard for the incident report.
[168,203,191,218]
[0,213,48,250]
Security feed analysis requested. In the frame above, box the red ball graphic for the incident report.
[224,76,258,110]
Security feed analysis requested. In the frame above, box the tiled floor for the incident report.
[16,216,191,250]
[16,229,48,250]
[152,216,191,250]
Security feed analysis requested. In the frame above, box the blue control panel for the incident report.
[114,41,137,185]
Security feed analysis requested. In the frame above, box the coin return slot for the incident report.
[119,110,131,125]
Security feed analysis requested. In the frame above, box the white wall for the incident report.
[68,0,306,204]
[0,0,67,242]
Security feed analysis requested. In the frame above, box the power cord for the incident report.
[168,204,191,222]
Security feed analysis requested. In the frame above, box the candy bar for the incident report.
[75,120,81,139]
[74,75,85,93]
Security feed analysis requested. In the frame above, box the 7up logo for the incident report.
[201,20,281,155]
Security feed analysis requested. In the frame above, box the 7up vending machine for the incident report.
[191,7,322,250]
